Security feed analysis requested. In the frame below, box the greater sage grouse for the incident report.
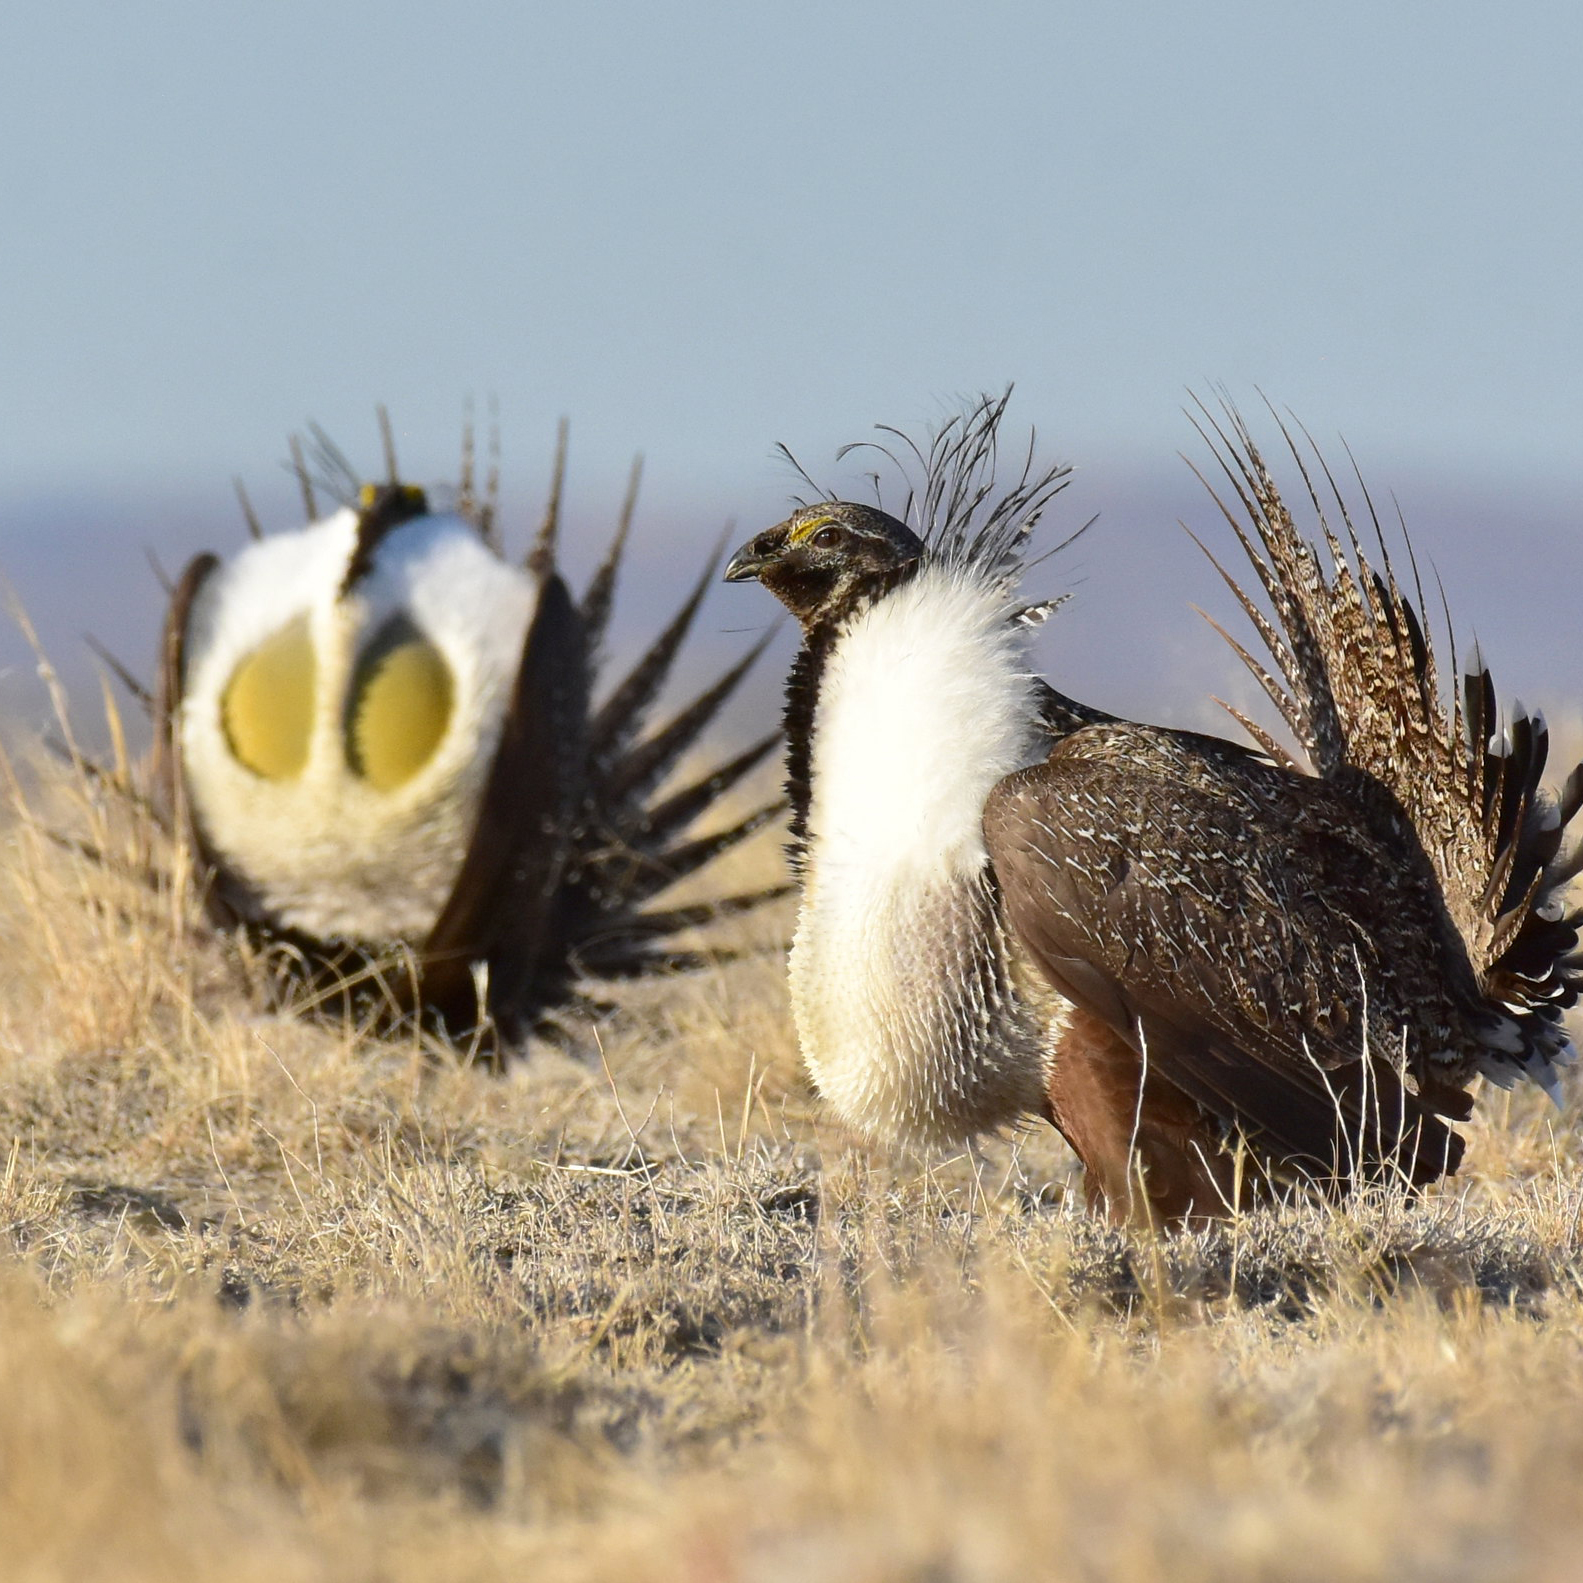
[156,421,782,1047]
[725,394,1581,1222]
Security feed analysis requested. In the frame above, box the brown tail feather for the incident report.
[1190,398,1583,1078]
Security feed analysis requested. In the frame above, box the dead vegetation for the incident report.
[6,714,1583,1582]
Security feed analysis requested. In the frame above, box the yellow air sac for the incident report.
[348,623,454,791]
[222,617,316,780]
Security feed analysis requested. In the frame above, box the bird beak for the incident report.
[723,547,766,583]
[723,532,782,583]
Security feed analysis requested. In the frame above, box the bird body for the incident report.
[984,716,1500,1196]
[727,398,1582,1221]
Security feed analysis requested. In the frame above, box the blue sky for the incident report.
[1,0,1579,727]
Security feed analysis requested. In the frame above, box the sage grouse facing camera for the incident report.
[725,394,1582,1223]
[157,428,782,1046]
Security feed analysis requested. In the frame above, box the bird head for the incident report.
[723,503,925,631]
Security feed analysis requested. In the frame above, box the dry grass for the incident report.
[6,717,1583,1583]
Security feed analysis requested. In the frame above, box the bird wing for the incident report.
[984,724,1470,1186]
[419,571,590,1031]
[150,552,259,928]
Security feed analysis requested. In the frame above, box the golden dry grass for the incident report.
[6,706,1583,1583]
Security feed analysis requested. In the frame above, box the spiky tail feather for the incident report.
[1190,397,1583,1093]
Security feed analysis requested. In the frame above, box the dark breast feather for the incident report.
[151,551,268,932]
[983,723,1479,1187]
[151,552,220,836]
[780,627,836,876]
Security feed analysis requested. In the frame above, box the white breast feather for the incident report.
[180,511,539,942]
[792,563,1060,1145]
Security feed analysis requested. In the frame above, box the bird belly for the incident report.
[790,864,1049,1146]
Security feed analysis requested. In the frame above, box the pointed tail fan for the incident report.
[1189,398,1583,1088]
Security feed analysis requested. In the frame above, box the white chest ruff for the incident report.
[179,511,539,943]
[792,565,1061,1145]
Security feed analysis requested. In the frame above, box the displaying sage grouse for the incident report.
[725,394,1581,1222]
[155,421,782,1046]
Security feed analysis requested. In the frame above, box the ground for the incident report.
[4,714,1583,1583]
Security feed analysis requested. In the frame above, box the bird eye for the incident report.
[812,526,844,550]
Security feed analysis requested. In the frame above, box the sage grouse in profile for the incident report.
[725,395,1582,1223]
[156,423,782,1048]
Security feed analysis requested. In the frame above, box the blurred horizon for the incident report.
[3,416,1578,760]
[1,0,1578,746]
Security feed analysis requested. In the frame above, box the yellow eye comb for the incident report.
[787,512,835,545]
